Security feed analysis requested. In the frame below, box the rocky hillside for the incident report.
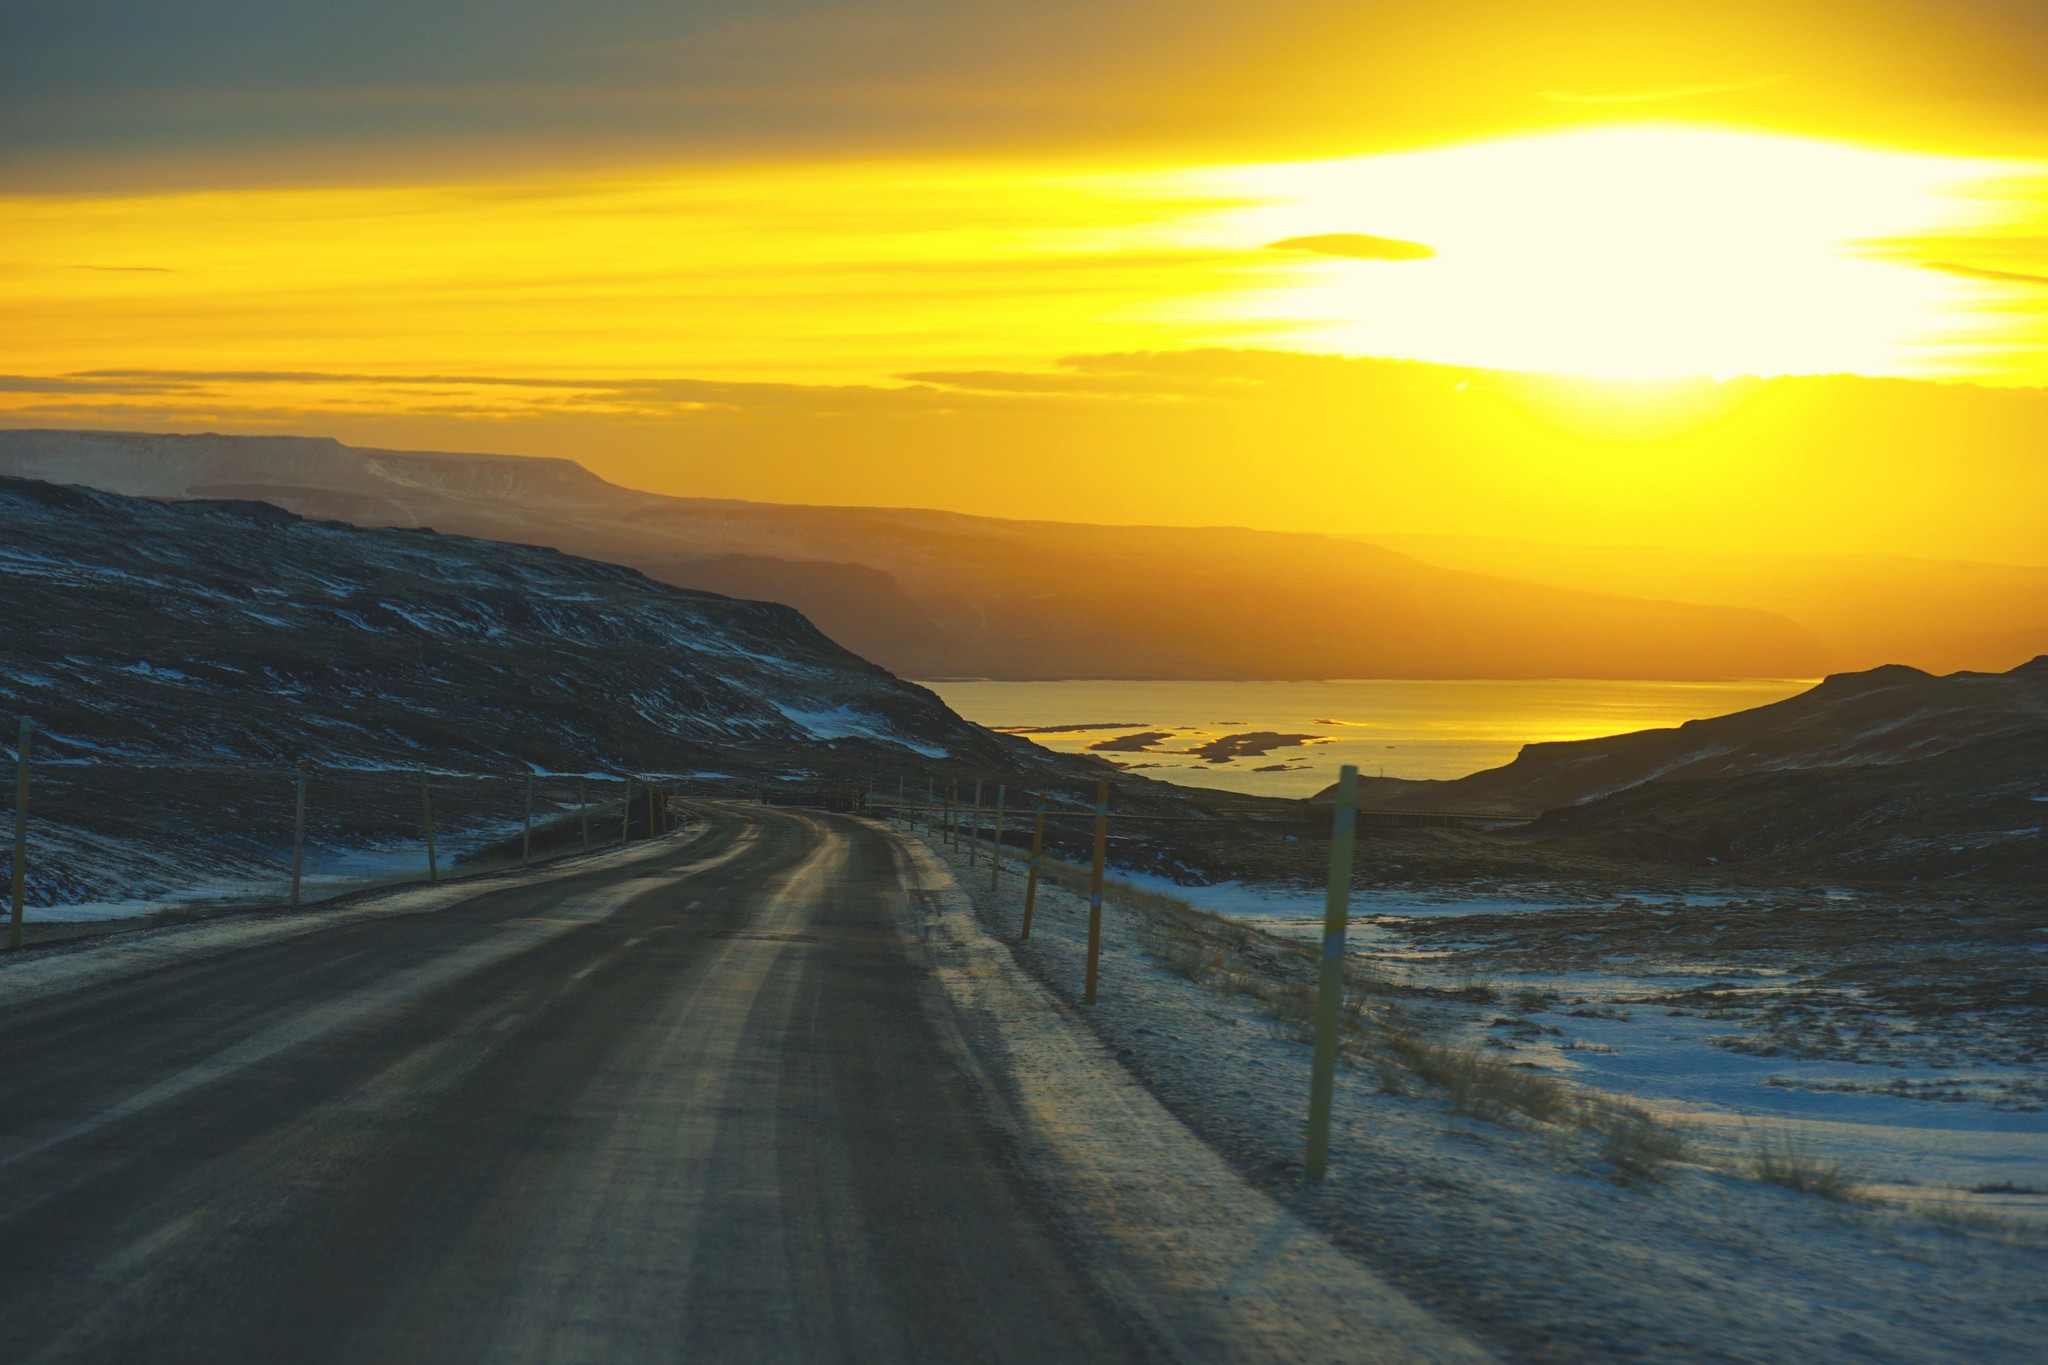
[0,475,1075,908]
[1328,657,2048,816]
[0,429,1827,682]
[1514,727,2048,882]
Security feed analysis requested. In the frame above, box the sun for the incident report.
[1159,126,2032,382]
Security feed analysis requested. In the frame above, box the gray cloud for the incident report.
[0,374,192,394]
[1266,233,1435,261]
[11,1,2048,193]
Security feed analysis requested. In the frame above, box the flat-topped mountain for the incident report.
[0,429,1828,682]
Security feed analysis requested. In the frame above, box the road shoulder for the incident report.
[885,827,1490,1365]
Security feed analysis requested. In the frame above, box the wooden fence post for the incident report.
[290,759,309,908]
[896,777,905,822]
[1021,796,1046,941]
[989,784,1006,893]
[9,719,29,949]
[621,776,633,845]
[924,777,936,835]
[420,773,439,884]
[1084,781,1109,1004]
[967,779,983,869]
[1305,764,1360,1181]
[646,781,656,839]
[522,771,534,866]
[579,777,589,851]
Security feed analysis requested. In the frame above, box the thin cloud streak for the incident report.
[1266,233,1435,261]
[1923,260,2048,287]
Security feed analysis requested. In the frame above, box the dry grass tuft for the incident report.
[1586,1101,1691,1180]
[1379,1034,1577,1125]
[1751,1132,1863,1201]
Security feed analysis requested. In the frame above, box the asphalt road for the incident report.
[0,805,1162,1364]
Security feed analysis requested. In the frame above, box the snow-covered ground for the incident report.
[903,823,2048,1361]
[1100,867,2048,1202]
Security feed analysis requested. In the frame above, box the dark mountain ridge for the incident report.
[0,474,1086,907]
[0,428,1828,681]
[1514,726,2048,883]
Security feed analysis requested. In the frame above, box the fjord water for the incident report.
[925,678,1814,797]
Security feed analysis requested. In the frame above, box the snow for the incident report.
[769,701,948,757]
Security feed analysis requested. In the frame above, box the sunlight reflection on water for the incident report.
[924,677,1813,796]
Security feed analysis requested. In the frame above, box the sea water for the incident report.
[923,677,1812,797]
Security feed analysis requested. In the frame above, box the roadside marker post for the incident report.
[1020,796,1046,940]
[945,782,958,848]
[290,759,309,908]
[9,719,29,949]
[1084,781,1109,1005]
[1304,764,1360,1182]
[896,777,905,824]
[967,779,983,869]
[420,773,440,884]
[621,776,633,846]
[579,778,589,851]
[924,777,936,836]
[989,785,1006,893]
[522,771,534,866]
[646,781,656,840]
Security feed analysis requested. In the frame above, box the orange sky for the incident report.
[4,0,2046,561]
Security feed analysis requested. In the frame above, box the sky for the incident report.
[4,0,2047,561]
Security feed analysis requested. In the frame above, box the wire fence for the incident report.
[4,718,682,947]
[869,765,1367,1178]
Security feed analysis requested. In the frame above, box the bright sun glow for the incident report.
[3,124,2043,452]
[1146,126,2030,380]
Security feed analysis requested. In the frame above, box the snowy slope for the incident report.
[0,475,1064,909]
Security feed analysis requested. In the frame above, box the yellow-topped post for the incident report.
[1305,764,1360,1181]
[290,759,309,907]
[1020,795,1046,941]
[989,784,1007,893]
[1083,781,1109,1004]
[967,779,983,869]
[9,719,29,949]
[419,773,439,884]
